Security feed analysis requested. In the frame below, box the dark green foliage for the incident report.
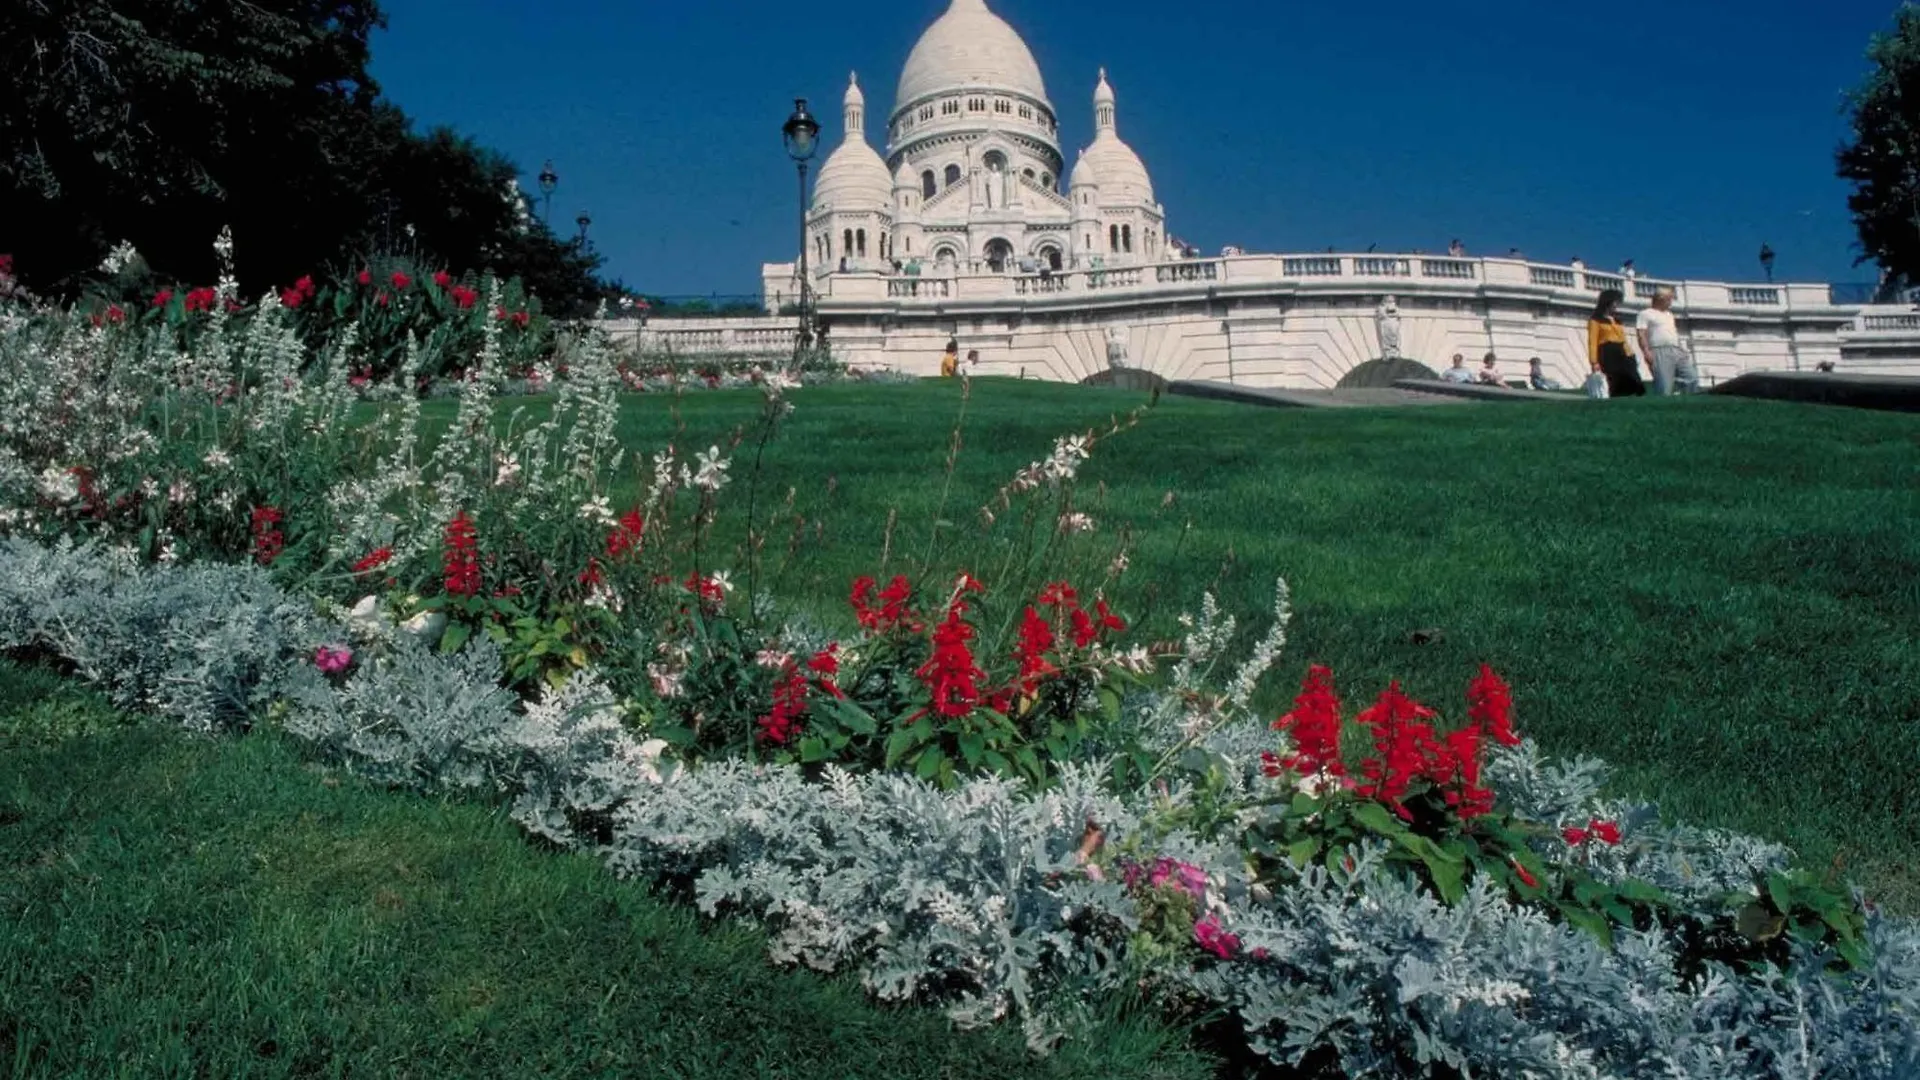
[0,657,1212,1080]
[0,0,614,313]
[1839,3,1920,289]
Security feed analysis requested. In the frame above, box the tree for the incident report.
[0,0,615,311]
[1839,4,1920,292]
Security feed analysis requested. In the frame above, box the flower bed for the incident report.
[2,231,1917,1076]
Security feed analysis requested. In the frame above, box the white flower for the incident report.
[202,448,232,470]
[168,479,195,506]
[139,477,161,498]
[648,663,685,699]
[1110,552,1130,575]
[754,648,793,670]
[1119,645,1155,674]
[763,371,798,394]
[157,540,181,565]
[494,453,521,488]
[212,226,234,261]
[578,494,616,527]
[708,570,734,594]
[1057,512,1096,535]
[37,467,78,503]
[583,583,623,612]
[99,240,140,276]
[692,446,731,492]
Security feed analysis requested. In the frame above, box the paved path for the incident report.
[1169,379,1569,410]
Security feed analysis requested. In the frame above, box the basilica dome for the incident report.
[1074,69,1153,205]
[812,74,893,211]
[895,0,1049,109]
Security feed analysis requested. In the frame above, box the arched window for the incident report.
[856,228,866,257]
[1109,225,1119,250]
[843,229,853,258]
[905,237,912,254]
[1023,168,1035,180]
[944,164,962,188]
[1040,173,1052,190]
[983,150,1006,173]
[1123,225,1133,253]
[921,171,937,199]
[1042,246,1062,271]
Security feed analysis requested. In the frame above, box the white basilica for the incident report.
[777,0,1164,285]
[737,0,1892,387]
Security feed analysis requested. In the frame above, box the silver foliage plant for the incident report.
[1,537,1917,1076]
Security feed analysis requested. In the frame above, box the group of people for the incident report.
[938,338,979,378]
[1442,352,1562,391]
[1588,286,1695,397]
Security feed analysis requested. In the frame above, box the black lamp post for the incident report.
[1758,243,1776,283]
[783,98,821,364]
[576,210,592,249]
[537,161,558,225]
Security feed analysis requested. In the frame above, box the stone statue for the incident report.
[1105,325,1129,369]
[1375,295,1403,360]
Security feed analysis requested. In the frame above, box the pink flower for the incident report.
[314,645,354,675]
[1194,913,1240,959]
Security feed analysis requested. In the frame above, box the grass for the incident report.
[0,660,1213,1080]
[534,378,1919,909]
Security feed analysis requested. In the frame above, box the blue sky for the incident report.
[372,0,1901,297]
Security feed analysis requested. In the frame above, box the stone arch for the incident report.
[1335,357,1442,389]
[944,163,962,188]
[921,170,936,199]
[1081,368,1168,392]
[931,242,962,270]
[983,237,1015,273]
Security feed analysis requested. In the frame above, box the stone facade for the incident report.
[741,0,1917,387]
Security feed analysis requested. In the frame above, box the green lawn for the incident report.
[579,379,1920,909]
[0,660,1210,1080]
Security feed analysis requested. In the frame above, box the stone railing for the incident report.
[797,253,1857,320]
[1855,310,1920,332]
[598,316,800,358]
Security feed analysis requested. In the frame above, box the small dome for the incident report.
[896,0,1049,109]
[1069,154,1097,189]
[1093,67,1115,107]
[813,141,893,211]
[845,72,865,109]
[894,161,918,189]
[1079,134,1153,205]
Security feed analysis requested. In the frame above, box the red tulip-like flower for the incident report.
[294,275,315,297]
[152,289,174,309]
[450,285,478,310]
[357,269,372,286]
[390,271,411,290]
[281,288,304,308]
[433,270,452,289]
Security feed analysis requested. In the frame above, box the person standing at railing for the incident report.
[1588,288,1646,397]
[1635,286,1695,395]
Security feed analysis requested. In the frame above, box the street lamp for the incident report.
[783,98,821,364]
[538,161,558,225]
[1758,243,1776,283]
[576,210,592,249]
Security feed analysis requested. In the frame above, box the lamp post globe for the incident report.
[537,160,559,225]
[783,99,821,366]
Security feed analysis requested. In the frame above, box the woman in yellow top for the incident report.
[1588,289,1645,397]
[940,337,959,378]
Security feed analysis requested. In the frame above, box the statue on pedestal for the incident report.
[1105,325,1129,369]
[1375,295,1403,360]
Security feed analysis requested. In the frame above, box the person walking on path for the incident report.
[1588,289,1645,397]
[1636,287,1695,395]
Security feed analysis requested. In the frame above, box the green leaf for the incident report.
[884,725,925,769]
[798,736,829,763]
[914,748,945,781]
[982,750,1013,775]
[1562,907,1615,947]
[438,621,471,655]
[957,732,986,767]
[1287,837,1322,868]
[1349,800,1403,837]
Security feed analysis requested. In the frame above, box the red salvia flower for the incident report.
[756,660,810,746]
[0,254,12,277]
[1589,820,1622,846]
[281,287,305,308]
[1014,605,1058,691]
[1272,664,1347,780]
[294,275,315,297]
[152,289,174,309]
[183,287,218,313]
[806,645,846,700]
[1511,857,1540,890]
[442,511,481,597]
[916,601,986,719]
[352,547,393,574]
[106,305,125,323]
[357,269,372,286]
[390,271,412,290]
[1562,826,1590,846]
[1467,664,1520,747]
[1353,681,1446,822]
[512,311,531,329]
[450,285,478,310]
[250,506,285,566]
[605,508,645,558]
[579,558,605,588]
[433,270,451,288]
[375,291,390,308]
[850,574,917,634]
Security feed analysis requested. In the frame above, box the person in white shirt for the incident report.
[1442,353,1475,383]
[1635,287,1695,395]
[1476,353,1503,385]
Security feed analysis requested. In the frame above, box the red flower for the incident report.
[1511,857,1540,890]
[1467,665,1520,747]
[183,287,218,313]
[1014,605,1058,691]
[450,285,478,310]
[1037,582,1079,609]
[281,287,304,308]
[1562,826,1590,846]
[757,660,811,746]
[1259,750,1283,778]
[1352,681,1445,822]
[606,508,645,558]
[512,311,530,329]
[433,270,452,289]
[683,571,728,610]
[352,547,394,574]
[294,275,315,297]
[357,269,372,286]
[851,574,917,634]
[1272,665,1347,781]
[106,305,124,323]
[0,254,11,278]
[806,645,846,700]
[1589,820,1622,846]
[1193,913,1240,959]
[578,558,605,588]
[152,289,174,309]
[250,506,285,566]
[375,291,390,308]
[442,511,481,597]
[916,600,986,719]
[390,271,411,290]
